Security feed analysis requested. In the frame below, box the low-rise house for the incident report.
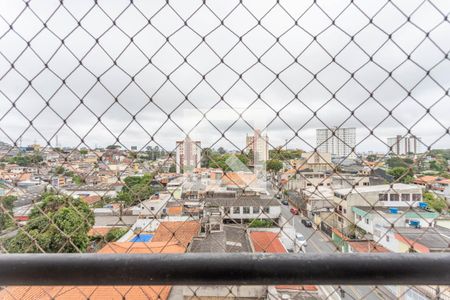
[352,205,439,238]
[413,175,450,191]
[284,171,332,190]
[61,184,119,198]
[299,187,335,223]
[332,184,423,232]
[128,193,171,217]
[376,226,450,253]
[204,195,281,224]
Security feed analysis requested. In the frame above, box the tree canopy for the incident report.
[117,174,155,205]
[387,167,414,183]
[0,195,16,231]
[4,194,94,253]
[423,192,448,213]
[266,159,283,173]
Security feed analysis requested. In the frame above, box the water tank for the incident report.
[418,202,427,209]
[389,207,398,214]
[409,220,420,228]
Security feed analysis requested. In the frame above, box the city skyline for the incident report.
[0,1,449,153]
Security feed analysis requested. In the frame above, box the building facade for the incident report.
[387,135,423,155]
[246,129,269,166]
[176,136,202,173]
[316,127,356,158]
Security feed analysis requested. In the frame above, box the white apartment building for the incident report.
[176,136,202,173]
[316,127,356,158]
[246,129,269,166]
[333,183,423,229]
[387,135,423,155]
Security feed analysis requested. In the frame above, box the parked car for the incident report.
[290,207,299,215]
[301,219,313,228]
[275,194,282,199]
[295,233,307,247]
[281,200,289,205]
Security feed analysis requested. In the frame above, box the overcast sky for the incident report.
[0,0,449,154]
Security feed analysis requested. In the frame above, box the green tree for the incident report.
[55,166,65,175]
[5,194,94,253]
[118,174,155,206]
[105,227,128,242]
[249,219,273,228]
[387,167,414,183]
[366,154,378,162]
[106,145,120,150]
[72,175,85,186]
[0,196,16,231]
[423,192,447,213]
[386,157,408,168]
[266,159,283,173]
[429,160,444,172]
[79,149,88,155]
[269,149,303,160]
[217,147,226,154]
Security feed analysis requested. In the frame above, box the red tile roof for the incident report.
[250,231,286,253]
[250,232,318,293]
[348,241,390,253]
[0,242,185,300]
[152,221,200,249]
[81,195,102,205]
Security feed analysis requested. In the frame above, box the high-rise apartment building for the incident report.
[176,136,202,173]
[246,129,269,166]
[387,135,422,155]
[316,127,356,158]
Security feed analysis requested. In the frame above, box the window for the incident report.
[233,207,240,214]
[243,207,250,214]
[263,207,270,213]
[252,206,260,214]
[363,182,369,186]
[150,207,155,211]
[412,194,422,202]
[401,194,410,202]
[386,235,390,242]
[390,194,399,201]
[379,193,388,201]
[224,207,230,214]
[343,209,347,214]
[365,218,369,224]
[358,215,362,221]
[337,216,343,223]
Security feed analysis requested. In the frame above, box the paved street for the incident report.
[280,203,394,300]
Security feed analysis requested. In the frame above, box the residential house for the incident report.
[332,184,423,232]
[204,195,281,224]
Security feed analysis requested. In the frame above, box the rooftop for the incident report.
[250,231,286,253]
[334,183,421,195]
[348,241,390,253]
[393,227,450,251]
[151,221,200,249]
[353,206,437,216]
[205,196,279,207]
[0,241,185,300]
[190,225,252,253]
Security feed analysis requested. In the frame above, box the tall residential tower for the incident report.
[316,127,356,158]
[176,136,202,173]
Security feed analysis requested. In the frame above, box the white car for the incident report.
[295,233,307,248]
